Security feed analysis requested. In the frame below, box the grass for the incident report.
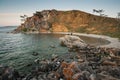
[75,27,87,33]
[74,25,120,40]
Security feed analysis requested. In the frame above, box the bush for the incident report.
[22,28,27,32]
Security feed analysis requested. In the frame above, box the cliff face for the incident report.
[13,9,120,37]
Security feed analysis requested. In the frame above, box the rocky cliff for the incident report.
[13,9,120,37]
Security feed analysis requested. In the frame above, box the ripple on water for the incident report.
[0,27,112,73]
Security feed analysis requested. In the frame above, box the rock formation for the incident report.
[1,46,120,80]
[59,35,87,49]
[13,9,119,37]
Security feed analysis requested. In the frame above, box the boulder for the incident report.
[62,61,81,80]
[59,35,87,49]
[102,60,117,66]
[0,66,20,80]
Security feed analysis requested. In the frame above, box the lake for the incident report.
[0,26,110,72]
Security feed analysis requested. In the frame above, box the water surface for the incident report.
[0,26,110,72]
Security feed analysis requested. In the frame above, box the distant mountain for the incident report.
[13,9,120,38]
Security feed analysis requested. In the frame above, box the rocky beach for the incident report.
[0,34,120,80]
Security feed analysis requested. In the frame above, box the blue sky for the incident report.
[0,0,120,26]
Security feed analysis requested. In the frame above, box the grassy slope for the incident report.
[50,10,120,39]
[17,10,120,39]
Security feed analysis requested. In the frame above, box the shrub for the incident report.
[22,28,27,32]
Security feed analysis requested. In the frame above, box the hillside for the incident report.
[13,9,120,38]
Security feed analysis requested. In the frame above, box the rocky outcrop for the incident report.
[1,46,120,80]
[59,35,87,48]
[13,9,119,36]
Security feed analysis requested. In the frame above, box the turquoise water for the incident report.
[0,26,110,73]
[0,26,68,72]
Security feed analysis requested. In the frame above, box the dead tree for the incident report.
[93,9,105,16]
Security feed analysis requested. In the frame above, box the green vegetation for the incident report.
[22,28,27,32]
[64,22,72,31]
[75,27,87,33]
[102,26,120,39]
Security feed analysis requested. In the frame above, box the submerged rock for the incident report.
[50,45,56,48]
[32,51,39,56]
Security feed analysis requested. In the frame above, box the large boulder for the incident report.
[59,35,87,49]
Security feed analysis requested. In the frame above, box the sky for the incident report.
[0,0,120,26]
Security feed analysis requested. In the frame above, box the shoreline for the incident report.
[1,42,120,80]
[2,31,120,80]
[25,32,120,49]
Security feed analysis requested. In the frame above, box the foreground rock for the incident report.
[1,45,120,80]
[0,65,21,80]
[59,35,87,49]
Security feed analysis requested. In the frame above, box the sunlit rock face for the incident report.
[13,9,118,33]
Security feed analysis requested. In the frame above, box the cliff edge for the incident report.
[13,9,120,38]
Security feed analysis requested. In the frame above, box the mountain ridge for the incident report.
[13,9,120,38]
